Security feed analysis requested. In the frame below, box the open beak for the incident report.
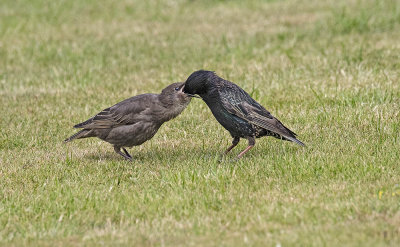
[178,84,185,93]
[180,85,201,98]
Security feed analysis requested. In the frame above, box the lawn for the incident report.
[1,0,399,246]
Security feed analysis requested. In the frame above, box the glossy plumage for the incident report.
[183,70,304,158]
[65,83,191,160]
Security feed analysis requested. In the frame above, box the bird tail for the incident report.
[277,121,305,147]
[73,117,94,128]
[285,136,306,147]
[64,129,90,143]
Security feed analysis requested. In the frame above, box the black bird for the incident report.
[183,70,304,158]
[65,82,191,160]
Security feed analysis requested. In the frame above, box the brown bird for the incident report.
[65,82,191,160]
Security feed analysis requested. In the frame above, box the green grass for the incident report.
[1,0,400,246]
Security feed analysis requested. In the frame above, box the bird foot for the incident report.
[114,147,133,161]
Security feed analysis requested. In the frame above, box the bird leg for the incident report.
[224,137,240,154]
[237,137,255,158]
[122,148,132,159]
[114,146,132,161]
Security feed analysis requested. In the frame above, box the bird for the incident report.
[64,82,191,161]
[183,70,304,158]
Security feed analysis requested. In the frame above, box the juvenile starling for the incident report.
[64,82,191,160]
[183,70,304,158]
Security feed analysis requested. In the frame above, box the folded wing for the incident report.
[219,84,304,146]
[74,94,156,129]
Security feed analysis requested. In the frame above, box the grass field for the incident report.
[1,0,400,246]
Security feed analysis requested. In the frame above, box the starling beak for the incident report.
[64,82,191,161]
[183,70,305,158]
[180,85,201,98]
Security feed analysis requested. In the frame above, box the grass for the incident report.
[1,0,400,246]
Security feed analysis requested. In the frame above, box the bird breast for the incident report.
[104,121,161,147]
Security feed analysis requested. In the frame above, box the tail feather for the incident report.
[64,129,89,143]
[284,135,305,146]
[74,117,94,128]
[274,123,304,146]
[267,129,305,147]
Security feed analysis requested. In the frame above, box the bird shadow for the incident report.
[86,152,130,162]
[85,151,152,163]
[83,147,242,164]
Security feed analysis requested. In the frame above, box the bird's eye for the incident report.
[175,87,180,91]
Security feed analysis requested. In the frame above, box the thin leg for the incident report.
[122,148,132,158]
[237,145,254,158]
[224,137,240,154]
[114,146,132,161]
[237,137,255,158]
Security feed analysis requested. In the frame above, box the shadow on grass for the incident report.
[83,146,238,164]
[86,152,132,162]
[79,138,306,164]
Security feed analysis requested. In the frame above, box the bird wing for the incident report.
[74,94,156,129]
[218,83,298,138]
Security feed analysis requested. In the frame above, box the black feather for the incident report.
[183,70,305,156]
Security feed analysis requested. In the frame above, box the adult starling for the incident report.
[64,82,191,160]
[183,70,304,158]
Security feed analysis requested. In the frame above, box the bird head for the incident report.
[183,70,216,97]
[159,82,192,107]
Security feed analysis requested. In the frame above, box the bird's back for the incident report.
[74,93,159,129]
[204,76,302,144]
[200,79,257,138]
